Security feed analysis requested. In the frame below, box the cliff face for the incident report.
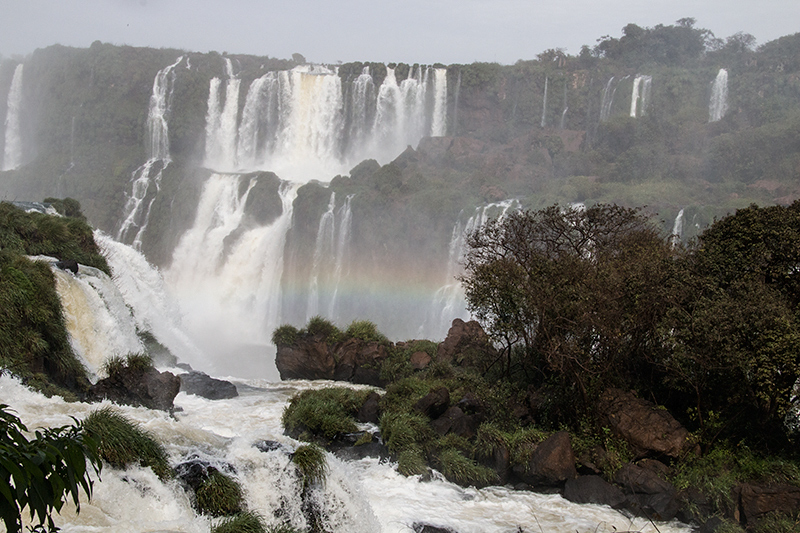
[2,30,799,340]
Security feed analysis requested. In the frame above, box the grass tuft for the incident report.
[345,320,389,343]
[210,511,268,533]
[282,387,370,441]
[82,407,171,480]
[292,444,328,487]
[436,448,499,487]
[196,470,245,517]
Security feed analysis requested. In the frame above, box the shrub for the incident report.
[436,448,498,487]
[272,324,299,346]
[345,320,389,343]
[379,411,434,455]
[282,388,370,441]
[397,446,427,476]
[101,353,153,378]
[210,511,267,533]
[304,316,342,343]
[196,470,245,517]
[82,407,171,480]
[292,444,328,487]
[0,404,100,533]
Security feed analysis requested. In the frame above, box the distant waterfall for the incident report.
[671,208,685,247]
[560,80,568,129]
[599,76,624,122]
[202,63,447,182]
[305,192,354,321]
[423,199,518,339]
[540,76,548,128]
[117,56,183,248]
[709,68,728,122]
[630,75,652,118]
[2,63,24,171]
[166,175,298,378]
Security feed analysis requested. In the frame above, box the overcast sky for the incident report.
[1,0,798,65]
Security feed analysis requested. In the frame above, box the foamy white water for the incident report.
[0,375,692,533]
[3,63,24,171]
[709,68,728,122]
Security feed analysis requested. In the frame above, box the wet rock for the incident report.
[738,483,800,527]
[55,259,79,273]
[431,406,481,440]
[86,367,180,411]
[436,318,496,365]
[179,371,238,400]
[253,440,287,453]
[614,462,675,495]
[564,475,626,508]
[598,388,694,459]
[356,391,381,424]
[414,387,450,419]
[512,430,577,486]
[275,339,336,380]
[412,523,458,533]
[410,351,432,370]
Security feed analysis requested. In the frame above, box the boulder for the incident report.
[598,388,693,458]
[614,462,675,495]
[437,319,496,365]
[738,483,800,527]
[179,371,238,400]
[513,430,577,486]
[414,387,450,419]
[275,338,336,380]
[564,476,626,508]
[431,405,482,439]
[412,524,458,533]
[625,491,681,521]
[356,391,381,424]
[410,351,432,370]
[86,367,180,411]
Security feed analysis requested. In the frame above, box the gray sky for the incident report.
[1,0,798,65]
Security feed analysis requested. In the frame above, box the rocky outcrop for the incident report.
[179,371,238,400]
[598,388,694,459]
[86,367,180,411]
[436,319,497,366]
[737,483,800,528]
[512,431,577,486]
[564,475,626,508]
[275,336,389,386]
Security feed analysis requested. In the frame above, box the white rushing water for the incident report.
[709,68,728,122]
[629,75,652,118]
[3,63,24,171]
[117,56,183,248]
[540,76,548,128]
[0,374,693,533]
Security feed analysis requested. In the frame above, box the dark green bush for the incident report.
[304,316,342,343]
[345,320,389,344]
[82,407,171,480]
[272,324,299,346]
[292,444,328,488]
[196,470,245,517]
[210,511,267,533]
[282,387,370,441]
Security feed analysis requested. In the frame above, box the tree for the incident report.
[460,204,675,414]
[0,404,100,533]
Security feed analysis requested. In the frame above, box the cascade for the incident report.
[540,76,548,127]
[453,69,461,135]
[166,175,298,378]
[423,199,518,339]
[560,80,568,129]
[431,67,448,136]
[306,192,337,319]
[630,75,652,118]
[2,63,24,171]
[47,260,143,377]
[709,68,729,122]
[346,66,376,152]
[328,194,354,317]
[117,56,183,248]
[599,76,615,121]
[671,208,685,247]
[204,58,242,171]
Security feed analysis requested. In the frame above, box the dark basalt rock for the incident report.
[412,523,459,533]
[253,440,288,453]
[512,430,577,486]
[179,371,238,400]
[86,367,180,411]
[55,259,79,273]
[356,391,381,424]
[564,475,626,508]
[414,387,450,419]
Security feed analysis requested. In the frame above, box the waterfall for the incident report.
[452,70,461,136]
[423,199,518,339]
[48,261,144,378]
[431,68,448,136]
[600,75,630,122]
[671,208,685,248]
[709,68,729,122]
[204,58,242,171]
[2,63,24,171]
[540,76,548,128]
[630,75,652,118]
[117,56,183,249]
[166,174,298,378]
[559,80,568,129]
[307,192,337,320]
[304,192,355,321]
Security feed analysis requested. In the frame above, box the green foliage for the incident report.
[101,352,153,378]
[82,407,171,480]
[344,320,389,344]
[0,250,88,391]
[0,202,110,274]
[396,446,428,476]
[292,444,328,488]
[210,511,268,533]
[672,443,800,512]
[0,405,100,533]
[435,448,498,487]
[196,470,245,517]
[751,511,800,533]
[42,197,85,220]
[304,316,343,344]
[379,411,434,455]
[281,387,370,441]
[272,324,300,346]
